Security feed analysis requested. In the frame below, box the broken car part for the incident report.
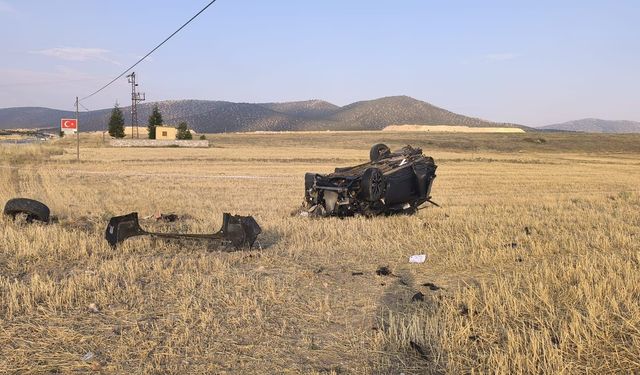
[105,212,262,249]
[3,198,50,223]
[304,144,437,217]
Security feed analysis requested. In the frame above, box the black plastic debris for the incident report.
[459,303,470,316]
[422,282,441,291]
[411,292,425,302]
[409,341,431,361]
[105,212,261,250]
[504,242,518,249]
[375,266,392,276]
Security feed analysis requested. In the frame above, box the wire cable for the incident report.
[80,0,218,102]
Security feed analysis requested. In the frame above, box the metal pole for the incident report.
[131,73,135,138]
[75,96,79,161]
[126,72,144,139]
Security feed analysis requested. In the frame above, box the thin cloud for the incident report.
[31,47,122,65]
[485,52,520,61]
[0,1,15,13]
[0,67,99,88]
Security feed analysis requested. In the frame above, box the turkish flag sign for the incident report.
[61,118,78,131]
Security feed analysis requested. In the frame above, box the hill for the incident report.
[0,96,524,133]
[258,100,339,119]
[0,107,75,129]
[539,118,640,133]
[324,96,517,130]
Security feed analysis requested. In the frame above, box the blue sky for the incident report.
[0,0,638,126]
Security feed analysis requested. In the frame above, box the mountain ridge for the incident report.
[539,118,640,133]
[0,96,525,132]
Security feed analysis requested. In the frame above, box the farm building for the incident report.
[156,126,178,140]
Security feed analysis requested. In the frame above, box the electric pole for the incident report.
[75,96,79,161]
[126,72,145,138]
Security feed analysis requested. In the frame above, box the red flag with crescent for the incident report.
[61,118,78,130]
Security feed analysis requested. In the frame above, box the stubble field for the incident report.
[1,132,639,374]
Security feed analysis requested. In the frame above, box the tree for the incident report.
[176,121,192,140]
[147,104,163,139]
[108,104,125,138]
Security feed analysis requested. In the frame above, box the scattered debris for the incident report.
[459,303,470,316]
[156,213,179,222]
[375,266,393,276]
[409,254,427,263]
[143,212,193,222]
[504,241,518,249]
[351,271,364,276]
[516,256,524,263]
[422,282,441,291]
[468,334,481,342]
[411,292,425,302]
[105,212,261,250]
[3,198,50,223]
[303,144,437,217]
[82,352,95,361]
[409,340,431,361]
[524,226,532,235]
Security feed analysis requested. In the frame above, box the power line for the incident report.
[78,102,91,112]
[80,0,218,102]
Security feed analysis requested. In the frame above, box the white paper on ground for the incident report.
[409,254,427,263]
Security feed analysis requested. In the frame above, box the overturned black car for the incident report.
[304,144,437,217]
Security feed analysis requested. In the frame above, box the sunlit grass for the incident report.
[0,132,638,373]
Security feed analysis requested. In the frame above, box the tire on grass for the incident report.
[3,198,50,223]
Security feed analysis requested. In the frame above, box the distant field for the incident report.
[383,124,526,133]
[1,132,639,373]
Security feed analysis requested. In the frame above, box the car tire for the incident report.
[3,198,50,223]
[304,173,316,202]
[369,143,391,162]
[360,168,386,201]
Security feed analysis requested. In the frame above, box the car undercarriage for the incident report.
[304,144,437,217]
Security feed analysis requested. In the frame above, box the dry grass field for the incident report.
[382,125,525,133]
[1,132,639,374]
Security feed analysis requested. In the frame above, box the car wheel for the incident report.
[3,198,50,223]
[360,167,386,201]
[369,143,391,162]
[304,173,316,200]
